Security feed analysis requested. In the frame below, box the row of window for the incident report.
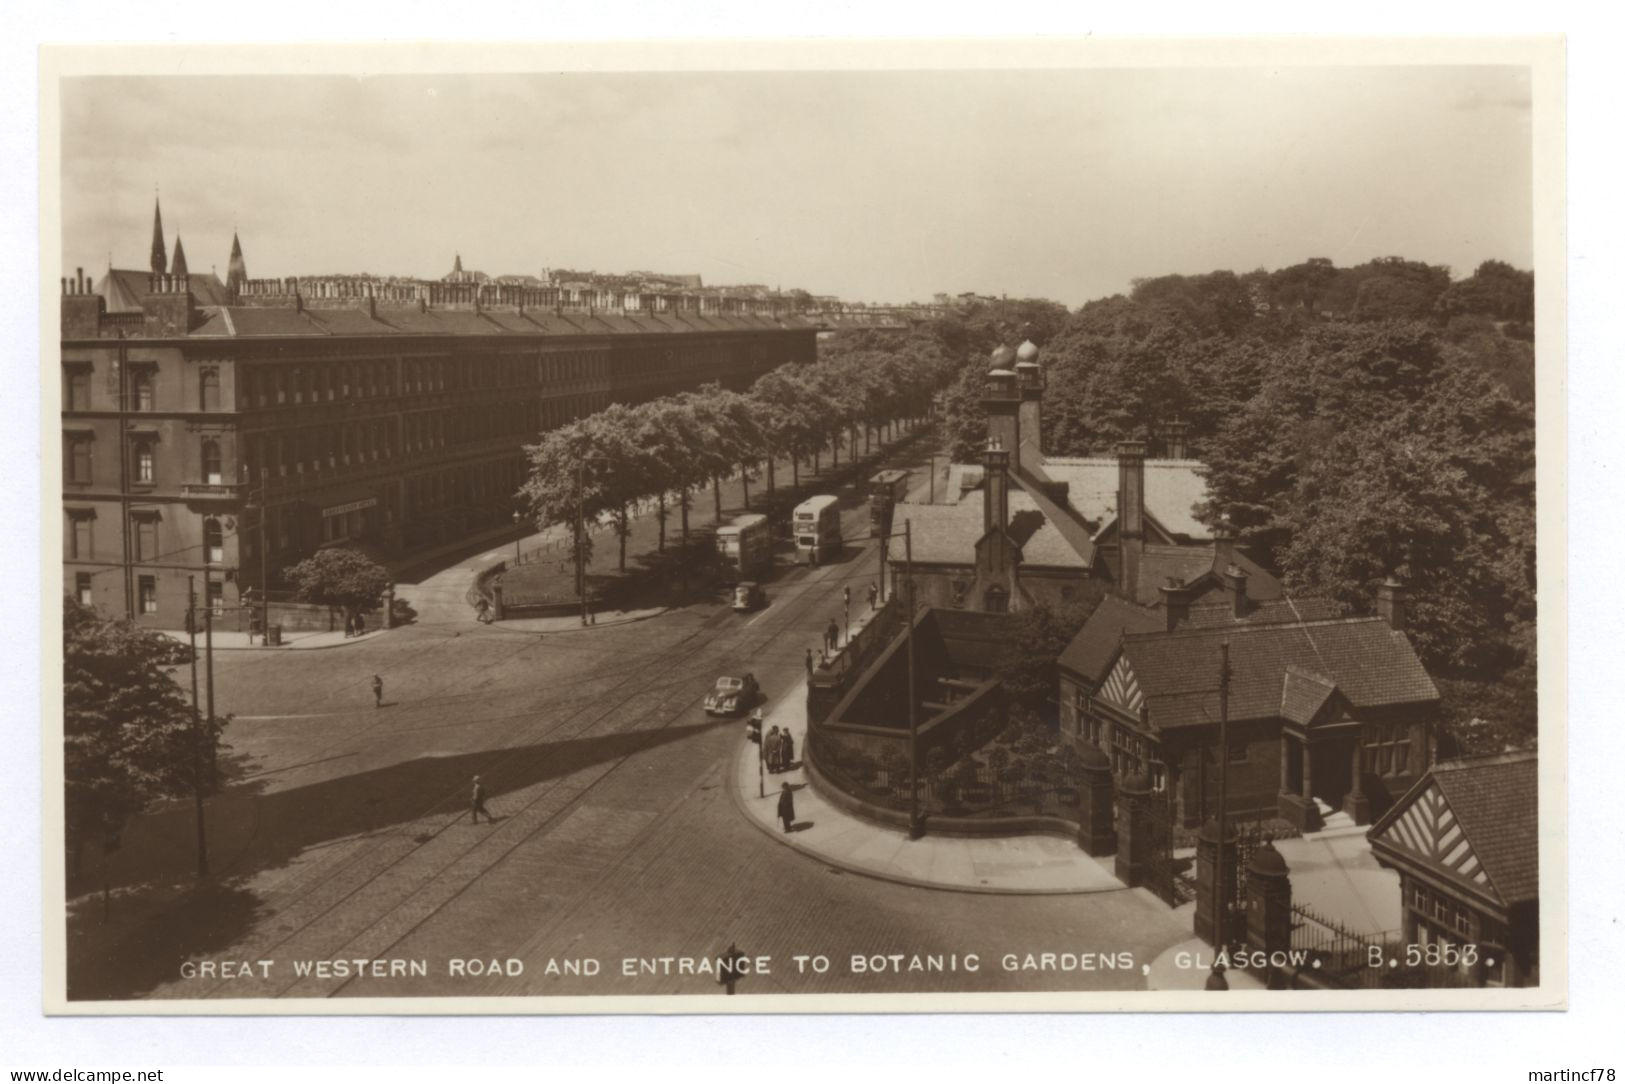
[66,510,226,564]
[63,365,223,414]
[65,434,225,488]
[404,459,524,517]
[62,343,781,418]
[1362,722,1413,777]
[102,575,221,617]
[239,351,609,410]
[66,389,601,490]
[1409,882,1477,940]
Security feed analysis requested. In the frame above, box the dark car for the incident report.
[705,673,760,717]
[732,581,767,612]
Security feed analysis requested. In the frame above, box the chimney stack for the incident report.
[1164,418,1191,460]
[1115,439,1148,601]
[1377,576,1407,631]
[1212,515,1236,568]
[1158,577,1192,632]
[1116,440,1147,541]
[983,438,1011,537]
[1222,562,1249,618]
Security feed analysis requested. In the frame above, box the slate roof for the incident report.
[894,489,1090,569]
[1279,664,1339,725]
[98,268,233,312]
[1040,456,1211,540]
[1177,595,1340,629]
[1115,616,1437,730]
[1057,595,1165,682]
[173,305,818,340]
[1429,753,1539,906]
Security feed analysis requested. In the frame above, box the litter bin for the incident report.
[266,623,283,646]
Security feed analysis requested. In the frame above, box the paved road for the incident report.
[66,440,1189,1002]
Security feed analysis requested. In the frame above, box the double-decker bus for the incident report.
[869,469,911,538]
[793,494,842,565]
[715,512,773,578]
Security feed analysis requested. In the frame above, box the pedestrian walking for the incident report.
[867,582,878,610]
[470,775,491,824]
[805,648,814,677]
[371,673,383,708]
[354,612,365,637]
[779,727,795,770]
[825,618,839,652]
[777,782,796,833]
[765,725,782,772]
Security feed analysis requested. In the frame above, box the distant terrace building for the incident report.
[59,202,824,630]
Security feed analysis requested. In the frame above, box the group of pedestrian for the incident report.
[763,722,796,773]
[344,612,368,638]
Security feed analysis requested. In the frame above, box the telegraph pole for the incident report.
[186,577,209,877]
[259,468,270,642]
[576,460,588,626]
[204,569,216,771]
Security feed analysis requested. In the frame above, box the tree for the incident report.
[992,596,1104,721]
[282,547,392,625]
[64,598,229,879]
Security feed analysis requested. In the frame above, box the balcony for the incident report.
[181,482,246,501]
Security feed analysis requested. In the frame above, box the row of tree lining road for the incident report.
[936,256,1537,757]
[517,345,961,572]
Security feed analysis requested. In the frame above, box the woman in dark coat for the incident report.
[779,727,795,771]
[777,782,795,833]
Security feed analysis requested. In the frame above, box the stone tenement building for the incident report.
[60,204,822,630]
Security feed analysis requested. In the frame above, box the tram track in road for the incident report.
[310,546,891,999]
[184,540,873,999]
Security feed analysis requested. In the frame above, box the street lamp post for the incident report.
[904,519,922,840]
[186,577,208,878]
[575,455,611,627]
[512,510,523,566]
[258,468,269,644]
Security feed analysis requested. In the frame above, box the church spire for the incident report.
[149,197,166,276]
[453,252,464,274]
[170,234,189,277]
[227,231,247,294]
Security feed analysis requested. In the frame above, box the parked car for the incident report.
[732,581,767,612]
[705,673,760,716]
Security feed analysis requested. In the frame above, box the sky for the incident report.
[59,65,1533,306]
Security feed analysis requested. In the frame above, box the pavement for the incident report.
[157,626,391,651]
[1274,824,1402,935]
[1143,908,1268,992]
[730,658,1128,895]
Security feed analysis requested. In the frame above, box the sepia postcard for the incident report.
[40,36,1566,1014]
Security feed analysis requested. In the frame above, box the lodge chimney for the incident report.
[1212,515,1236,568]
[1116,439,1148,601]
[983,438,1011,536]
[1014,339,1043,472]
[1163,418,1191,460]
[983,346,1021,457]
[1158,576,1192,632]
[1222,562,1249,618]
[1377,576,1407,631]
